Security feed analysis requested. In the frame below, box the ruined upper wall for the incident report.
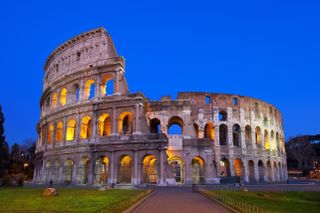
[43,27,121,90]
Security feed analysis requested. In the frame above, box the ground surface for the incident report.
[0,187,146,212]
[211,190,320,213]
[132,187,231,213]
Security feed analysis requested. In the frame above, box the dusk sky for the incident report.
[0,0,319,145]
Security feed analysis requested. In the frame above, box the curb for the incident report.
[123,189,156,213]
[198,190,240,213]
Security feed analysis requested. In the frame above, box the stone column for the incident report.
[111,107,118,135]
[75,114,81,143]
[159,149,166,185]
[133,104,141,135]
[230,157,235,176]
[72,163,78,184]
[132,151,139,184]
[88,152,96,184]
[184,152,192,184]
[109,152,115,184]
[243,158,249,182]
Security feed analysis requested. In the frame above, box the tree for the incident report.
[286,135,315,170]
[0,104,9,177]
[10,143,23,174]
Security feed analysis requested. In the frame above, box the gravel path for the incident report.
[132,187,232,213]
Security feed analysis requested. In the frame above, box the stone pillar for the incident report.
[205,151,214,183]
[59,166,63,183]
[243,159,249,182]
[109,152,115,184]
[270,161,275,181]
[253,160,259,182]
[72,163,78,184]
[88,153,96,184]
[230,157,235,176]
[132,151,139,184]
[91,115,97,143]
[133,104,141,134]
[184,152,192,184]
[159,149,166,185]
[111,107,118,135]
[75,114,81,143]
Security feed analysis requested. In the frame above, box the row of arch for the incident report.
[41,154,285,185]
[42,112,133,144]
[43,77,115,114]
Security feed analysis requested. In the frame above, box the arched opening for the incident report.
[218,111,227,121]
[193,123,199,138]
[149,118,161,134]
[258,160,264,182]
[233,97,238,106]
[255,127,262,148]
[142,155,157,184]
[97,113,111,137]
[60,88,67,106]
[51,160,61,183]
[94,157,109,185]
[83,79,95,100]
[48,123,54,144]
[266,161,272,181]
[205,96,211,105]
[56,121,64,142]
[78,157,90,184]
[51,93,58,109]
[71,83,80,103]
[234,158,243,180]
[220,158,231,176]
[248,160,255,182]
[66,119,76,141]
[264,130,270,151]
[219,124,228,145]
[245,125,252,147]
[233,124,241,147]
[191,157,205,184]
[204,122,214,140]
[101,75,115,96]
[168,116,183,135]
[63,159,73,184]
[44,161,51,183]
[118,112,133,135]
[118,155,132,183]
[168,157,184,184]
[80,116,92,139]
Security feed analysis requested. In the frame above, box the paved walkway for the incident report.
[132,187,231,213]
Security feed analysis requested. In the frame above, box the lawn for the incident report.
[207,190,320,213]
[0,187,149,213]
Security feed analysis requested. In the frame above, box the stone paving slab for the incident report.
[131,187,231,213]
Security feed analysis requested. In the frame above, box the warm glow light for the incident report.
[60,88,67,106]
[56,121,64,142]
[80,116,92,139]
[97,113,111,136]
[66,119,76,141]
[48,124,54,144]
[83,79,95,100]
[118,112,133,134]
[52,93,58,109]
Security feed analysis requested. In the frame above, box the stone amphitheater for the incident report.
[33,27,288,185]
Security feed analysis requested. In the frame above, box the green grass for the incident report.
[208,190,320,213]
[0,187,149,213]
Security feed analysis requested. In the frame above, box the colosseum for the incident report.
[33,27,288,186]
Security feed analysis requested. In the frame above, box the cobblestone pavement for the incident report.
[132,187,231,213]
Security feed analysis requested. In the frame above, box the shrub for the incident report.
[16,173,24,187]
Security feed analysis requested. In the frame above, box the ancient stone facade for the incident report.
[34,27,288,185]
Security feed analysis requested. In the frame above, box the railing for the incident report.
[198,188,283,213]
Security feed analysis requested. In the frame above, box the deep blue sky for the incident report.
[0,0,319,145]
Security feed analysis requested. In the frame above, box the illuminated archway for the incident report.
[48,123,54,144]
[255,127,262,148]
[44,161,51,183]
[118,112,133,135]
[51,93,58,109]
[94,156,109,185]
[83,79,95,100]
[271,130,275,151]
[193,123,199,138]
[101,75,115,96]
[204,122,214,140]
[191,157,205,184]
[264,130,270,151]
[234,158,243,179]
[245,125,252,146]
[273,161,279,181]
[220,158,231,176]
[66,119,76,141]
[168,156,184,184]
[63,159,73,184]
[97,113,111,137]
[60,88,67,106]
[56,121,64,142]
[118,155,132,183]
[142,155,157,184]
[78,157,90,184]
[266,161,272,181]
[80,116,92,139]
